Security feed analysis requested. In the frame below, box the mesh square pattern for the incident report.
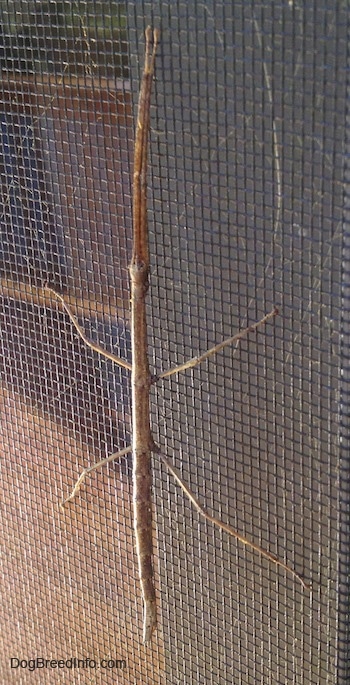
[0,2,347,684]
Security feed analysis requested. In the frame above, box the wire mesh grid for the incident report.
[0,1,346,683]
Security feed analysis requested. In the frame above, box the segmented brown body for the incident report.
[130,27,159,643]
[48,23,308,647]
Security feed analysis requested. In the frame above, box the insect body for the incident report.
[47,27,308,644]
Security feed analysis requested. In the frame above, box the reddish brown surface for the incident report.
[0,387,165,683]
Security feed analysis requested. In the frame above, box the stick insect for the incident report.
[46,27,309,644]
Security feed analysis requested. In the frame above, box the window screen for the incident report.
[0,2,347,684]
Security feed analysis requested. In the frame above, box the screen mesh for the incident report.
[0,2,347,683]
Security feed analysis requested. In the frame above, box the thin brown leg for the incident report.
[158,307,278,380]
[45,284,132,371]
[61,445,132,507]
[157,450,310,590]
